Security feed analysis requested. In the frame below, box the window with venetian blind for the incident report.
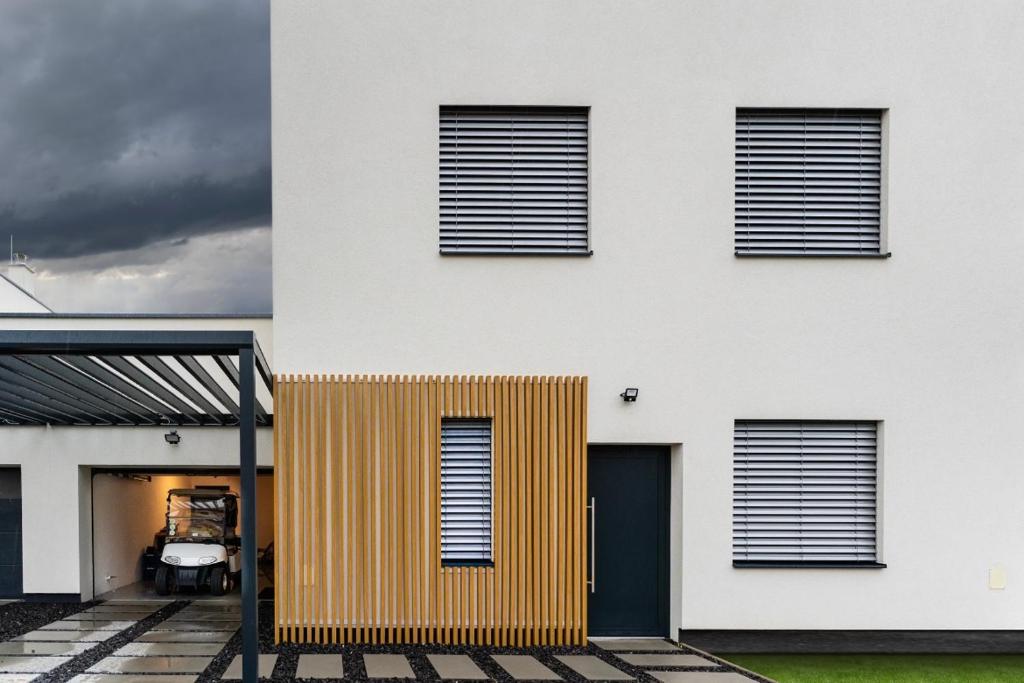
[440,418,493,564]
[440,106,589,255]
[733,420,881,567]
[735,108,883,256]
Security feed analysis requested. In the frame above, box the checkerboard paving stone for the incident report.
[137,631,234,643]
[114,642,225,657]
[0,656,73,673]
[69,676,197,683]
[222,654,277,680]
[14,631,112,643]
[40,620,135,631]
[0,642,93,656]
[295,654,344,679]
[649,673,753,683]
[427,654,487,680]
[590,639,681,652]
[86,656,213,674]
[491,655,562,680]
[363,654,415,679]
[616,654,716,667]
[555,656,633,681]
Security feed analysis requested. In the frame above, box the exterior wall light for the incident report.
[164,430,181,445]
[619,388,639,402]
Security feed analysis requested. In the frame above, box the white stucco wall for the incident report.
[271,1,1024,631]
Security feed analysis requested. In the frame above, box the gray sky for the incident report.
[0,0,271,313]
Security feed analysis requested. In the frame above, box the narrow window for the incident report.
[735,108,883,255]
[439,106,590,255]
[733,420,880,567]
[440,418,493,564]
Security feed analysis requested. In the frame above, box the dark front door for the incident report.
[588,445,669,636]
[0,469,22,598]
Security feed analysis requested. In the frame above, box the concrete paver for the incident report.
[616,654,715,667]
[491,655,562,680]
[649,673,752,683]
[63,613,142,622]
[85,656,213,674]
[427,654,487,680]
[591,639,681,652]
[69,676,196,683]
[0,642,92,656]
[113,642,225,657]
[0,656,73,673]
[40,621,134,632]
[14,631,111,643]
[151,621,239,632]
[136,631,233,643]
[222,654,277,680]
[555,656,634,681]
[295,654,344,679]
[363,654,415,679]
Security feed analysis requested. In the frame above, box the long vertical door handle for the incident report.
[588,496,596,593]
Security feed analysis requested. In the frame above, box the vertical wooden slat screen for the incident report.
[274,375,588,645]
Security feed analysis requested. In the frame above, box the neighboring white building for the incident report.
[269,0,1024,642]
[1,256,50,314]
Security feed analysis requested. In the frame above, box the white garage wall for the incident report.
[1,426,273,599]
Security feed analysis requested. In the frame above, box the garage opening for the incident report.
[91,468,274,601]
[0,468,21,598]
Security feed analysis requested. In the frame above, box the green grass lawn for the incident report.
[726,654,1024,683]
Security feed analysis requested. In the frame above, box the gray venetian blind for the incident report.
[733,421,878,564]
[440,419,493,563]
[440,107,589,255]
[735,109,882,255]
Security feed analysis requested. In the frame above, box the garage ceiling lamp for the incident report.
[619,387,639,402]
[164,430,181,445]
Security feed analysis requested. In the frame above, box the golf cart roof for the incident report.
[167,488,238,499]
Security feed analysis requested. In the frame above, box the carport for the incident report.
[0,329,271,683]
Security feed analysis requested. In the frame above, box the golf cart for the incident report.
[154,488,240,596]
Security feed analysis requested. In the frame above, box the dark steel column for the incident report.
[238,347,258,683]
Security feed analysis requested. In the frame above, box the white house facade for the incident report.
[269,0,1024,642]
[0,0,1022,651]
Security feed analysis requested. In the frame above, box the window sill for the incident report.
[440,250,593,257]
[735,252,892,259]
[733,561,887,569]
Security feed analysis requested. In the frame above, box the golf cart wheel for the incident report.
[154,565,172,596]
[210,566,228,596]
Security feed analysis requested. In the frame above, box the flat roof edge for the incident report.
[0,313,273,319]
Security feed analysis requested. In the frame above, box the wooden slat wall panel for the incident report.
[274,375,588,645]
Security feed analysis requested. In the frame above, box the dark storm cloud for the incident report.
[0,0,270,263]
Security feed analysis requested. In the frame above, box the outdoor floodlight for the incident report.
[619,387,639,402]
[164,430,181,445]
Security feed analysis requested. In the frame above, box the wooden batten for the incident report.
[273,374,588,645]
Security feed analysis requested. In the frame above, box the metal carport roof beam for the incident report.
[0,363,119,424]
[136,356,225,425]
[213,355,271,424]
[99,356,204,425]
[176,355,240,419]
[16,355,159,425]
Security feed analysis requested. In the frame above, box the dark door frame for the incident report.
[587,444,671,637]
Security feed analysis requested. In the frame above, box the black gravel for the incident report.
[0,600,101,642]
